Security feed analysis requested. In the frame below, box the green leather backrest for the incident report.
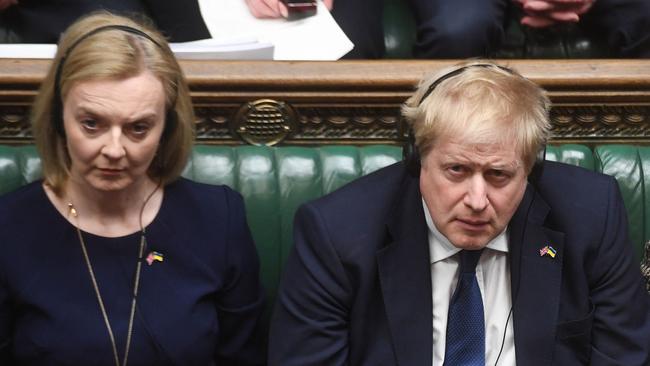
[0,144,647,296]
[185,145,403,298]
[595,145,650,260]
[0,145,41,194]
[383,0,417,59]
[546,144,595,170]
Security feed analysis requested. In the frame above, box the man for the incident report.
[268,61,650,365]
[244,0,383,59]
[408,0,650,58]
[244,0,649,58]
[0,0,210,43]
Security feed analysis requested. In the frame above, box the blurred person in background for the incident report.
[244,0,649,58]
[0,0,210,43]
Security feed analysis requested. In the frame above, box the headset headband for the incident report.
[52,24,173,137]
[405,63,545,178]
[54,25,165,99]
[417,64,514,105]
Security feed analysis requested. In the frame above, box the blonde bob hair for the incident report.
[31,11,194,193]
[401,60,551,172]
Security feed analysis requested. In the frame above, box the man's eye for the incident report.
[487,170,511,183]
[444,165,468,180]
[448,165,465,173]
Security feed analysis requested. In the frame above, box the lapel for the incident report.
[377,171,433,366]
[509,184,565,366]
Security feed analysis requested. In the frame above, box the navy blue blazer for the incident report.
[269,161,650,365]
[0,178,265,365]
[1,0,210,43]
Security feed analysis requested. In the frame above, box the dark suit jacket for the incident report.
[269,161,650,365]
[1,0,209,43]
[0,178,265,365]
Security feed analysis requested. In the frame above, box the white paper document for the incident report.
[0,44,57,58]
[170,38,274,60]
[198,0,354,60]
[0,0,353,60]
[0,39,273,60]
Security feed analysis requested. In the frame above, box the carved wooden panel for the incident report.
[1,59,649,145]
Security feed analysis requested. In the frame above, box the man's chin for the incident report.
[448,234,491,250]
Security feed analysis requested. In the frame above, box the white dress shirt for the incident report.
[423,199,516,365]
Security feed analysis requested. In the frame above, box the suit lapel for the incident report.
[377,172,433,366]
[509,185,565,366]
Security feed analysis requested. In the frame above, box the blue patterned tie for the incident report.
[443,249,485,365]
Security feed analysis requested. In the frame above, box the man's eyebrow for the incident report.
[487,161,521,170]
[439,156,520,170]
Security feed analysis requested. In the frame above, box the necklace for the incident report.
[67,185,159,366]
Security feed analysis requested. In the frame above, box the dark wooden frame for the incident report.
[1,59,648,146]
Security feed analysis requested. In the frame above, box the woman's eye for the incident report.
[80,119,98,131]
[129,123,151,136]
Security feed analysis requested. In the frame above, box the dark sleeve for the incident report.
[140,0,210,42]
[268,203,352,366]
[213,187,266,365]
[0,256,13,364]
[589,177,650,365]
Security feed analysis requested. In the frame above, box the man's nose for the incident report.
[464,175,489,211]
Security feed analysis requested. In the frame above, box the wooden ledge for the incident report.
[0,59,648,145]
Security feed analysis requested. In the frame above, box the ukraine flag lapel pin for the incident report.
[539,245,557,258]
[146,251,164,266]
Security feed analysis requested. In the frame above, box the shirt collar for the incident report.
[422,198,509,264]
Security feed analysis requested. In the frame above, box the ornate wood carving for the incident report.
[1,59,649,145]
[549,105,650,143]
[0,106,32,141]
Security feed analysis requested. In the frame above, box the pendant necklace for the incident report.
[67,185,158,366]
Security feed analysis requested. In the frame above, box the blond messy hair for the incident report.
[401,60,551,172]
[31,11,195,193]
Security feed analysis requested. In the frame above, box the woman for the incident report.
[0,12,265,365]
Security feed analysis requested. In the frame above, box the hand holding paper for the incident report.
[245,0,333,18]
[199,0,353,60]
[245,0,287,18]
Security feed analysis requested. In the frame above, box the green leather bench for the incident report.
[1,144,649,301]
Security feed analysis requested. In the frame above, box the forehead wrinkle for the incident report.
[71,87,161,122]
[439,144,522,171]
[71,88,114,111]
[73,102,159,123]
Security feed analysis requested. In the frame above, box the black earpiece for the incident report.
[162,109,178,141]
[528,144,546,185]
[403,126,421,177]
[403,63,546,183]
[52,25,173,138]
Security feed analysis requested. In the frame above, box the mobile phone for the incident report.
[280,0,317,20]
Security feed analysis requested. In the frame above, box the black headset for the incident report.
[403,64,546,183]
[404,64,546,365]
[51,28,179,363]
[52,24,178,141]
